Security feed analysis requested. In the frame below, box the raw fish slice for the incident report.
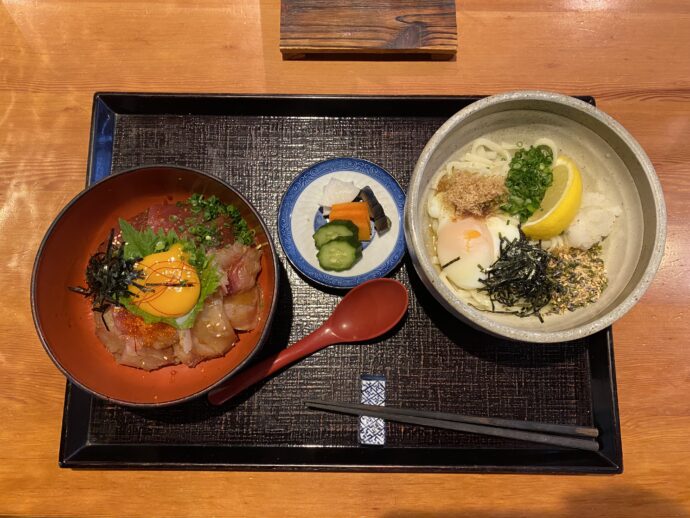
[129,204,236,246]
[128,204,191,234]
[145,204,191,234]
[213,243,263,295]
[111,307,179,350]
[94,308,178,371]
[176,294,237,367]
[224,285,262,331]
[213,244,244,294]
[213,243,244,270]
[228,246,262,294]
[115,341,176,371]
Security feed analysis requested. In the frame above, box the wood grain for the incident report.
[280,0,457,58]
[1,0,690,516]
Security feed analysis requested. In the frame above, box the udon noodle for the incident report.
[427,136,621,319]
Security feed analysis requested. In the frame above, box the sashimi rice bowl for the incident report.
[32,166,279,405]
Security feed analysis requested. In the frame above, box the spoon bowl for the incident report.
[208,278,408,405]
[327,278,409,341]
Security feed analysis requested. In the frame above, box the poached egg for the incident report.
[429,192,520,290]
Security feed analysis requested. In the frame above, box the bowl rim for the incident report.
[405,90,667,343]
[31,164,280,406]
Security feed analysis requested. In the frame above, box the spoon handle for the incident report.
[207,325,337,406]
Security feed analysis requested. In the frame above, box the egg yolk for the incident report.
[463,229,483,252]
[128,243,201,318]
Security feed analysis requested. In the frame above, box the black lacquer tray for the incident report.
[59,93,622,473]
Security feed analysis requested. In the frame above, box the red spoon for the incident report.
[207,278,408,406]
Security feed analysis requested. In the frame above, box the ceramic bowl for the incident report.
[278,157,406,289]
[405,91,666,343]
[32,165,279,405]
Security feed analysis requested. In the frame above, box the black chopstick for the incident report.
[307,400,598,437]
[306,400,600,452]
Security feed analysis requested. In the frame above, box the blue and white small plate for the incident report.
[278,157,406,289]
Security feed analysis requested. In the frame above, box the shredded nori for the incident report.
[441,256,461,270]
[68,229,143,329]
[478,232,561,322]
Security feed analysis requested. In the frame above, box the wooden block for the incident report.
[280,0,457,59]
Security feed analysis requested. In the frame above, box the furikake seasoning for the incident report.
[548,245,608,313]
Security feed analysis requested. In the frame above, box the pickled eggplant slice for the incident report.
[357,186,391,234]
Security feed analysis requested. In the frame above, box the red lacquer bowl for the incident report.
[31,166,279,406]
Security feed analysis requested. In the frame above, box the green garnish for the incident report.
[501,145,554,222]
[178,193,254,246]
[187,193,226,221]
[186,220,222,248]
[478,232,560,322]
[226,204,254,246]
[119,219,179,259]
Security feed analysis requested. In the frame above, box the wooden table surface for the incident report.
[2,0,689,516]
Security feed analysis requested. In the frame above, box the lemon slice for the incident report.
[522,155,583,240]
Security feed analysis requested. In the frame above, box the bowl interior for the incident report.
[407,95,664,341]
[32,166,277,405]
